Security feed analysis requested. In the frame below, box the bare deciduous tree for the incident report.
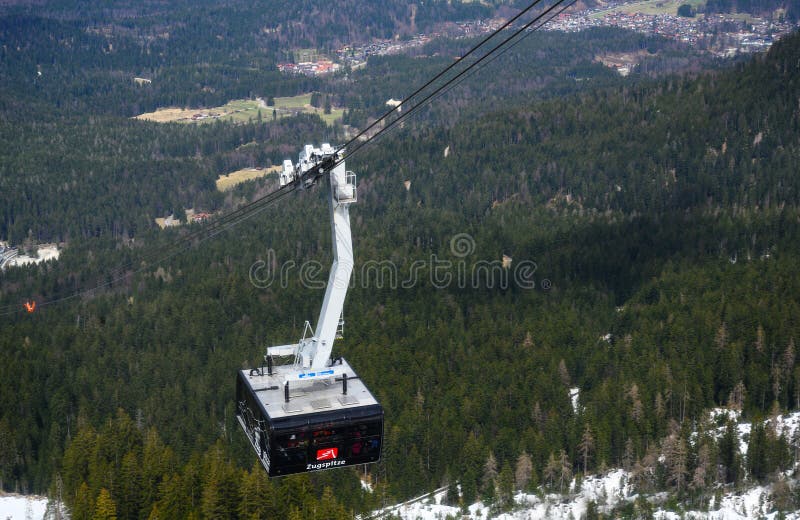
[514,451,533,491]
[558,449,572,494]
[578,425,594,474]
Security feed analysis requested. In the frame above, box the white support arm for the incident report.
[298,159,355,369]
[313,162,353,368]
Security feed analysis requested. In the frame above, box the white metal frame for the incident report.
[268,144,357,383]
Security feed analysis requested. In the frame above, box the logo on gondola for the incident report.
[307,459,346,471]
[316,448,338,461]
[298,369,334,379]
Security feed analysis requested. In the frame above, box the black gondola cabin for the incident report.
[236,359,383,477]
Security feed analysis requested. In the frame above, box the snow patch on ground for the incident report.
[0,494,48,520]
[769,410,800,439]
[374,411,800,520]
[569,387,580,414]
[738,422,753,455]
[655,486,799,519]
[499,469,631,519]
[706,407,800,457]
[370,487,459,519]
[5,245,60,268]
[708,407,741,423]
[375,473,798,520]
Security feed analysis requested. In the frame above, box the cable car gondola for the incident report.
[236,144,383,476]
[236,359,383,476]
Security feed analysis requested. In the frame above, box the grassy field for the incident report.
[274,93,312,108]
[135,99,265,124]
[591,0,705,18]
[135,107,200,122]
[216,165,282,192]
[294,49,320,62]
[271,94,343,126]
[134,94,344,126]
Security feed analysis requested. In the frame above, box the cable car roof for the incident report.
[239,358,379,422]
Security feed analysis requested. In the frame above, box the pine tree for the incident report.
[785,338,796,376]
[747,421,768,481]
[316,486,349,520]
[792,423,800,468]
[281,473,313,515]
[444,475,460,507]
[772,361,783,406]
[287,506,303,520]
[61,425,97,502]
[201,443,240,519]
[94,488,118,520]
[71,482,94,520]
[585,500,600,519]
[115,451,142,520]
[481,452,498,502]
[782,338,796,405]
[766,422,791,477]
[795,367,800,410]
[146,503,161,520]
[238,463,278,520]
[622,438,635,472]
[718,419,741,484]
[153,473,188,519]
[0,419,13,491]
[141,428,173,509]
[238,468,261,520]
[497,462,515,511]
[543,452,559,491]
[460,434,483,505]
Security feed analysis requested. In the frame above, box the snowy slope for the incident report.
[372,473,799,520]
[0,495,48,520]
[5,412,799,520]
[371,410,800,520]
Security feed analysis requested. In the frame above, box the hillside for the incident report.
[380,411,800,518]
[0,23,703,243]
[1,2,800,518]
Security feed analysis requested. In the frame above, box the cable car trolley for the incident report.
[236,144,383,477]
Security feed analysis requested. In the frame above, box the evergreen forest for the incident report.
[2,0,800,517]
